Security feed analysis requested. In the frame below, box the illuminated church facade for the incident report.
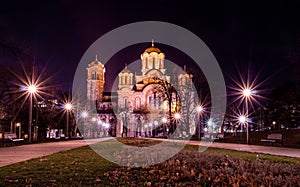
[86,42,197,138]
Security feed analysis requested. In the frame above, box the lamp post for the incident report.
[65,103,72,139]
[27,85,37,143]
[238,114,248,143]
[242,88,252,144]
[162,117,167,136]
[174,112,181,136]
[196,105,204,140]
[81,111,88,138]
[16,122,21,139]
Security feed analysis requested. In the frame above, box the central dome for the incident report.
[144,40,161,53]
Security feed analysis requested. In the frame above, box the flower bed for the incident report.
[106,148,300,186]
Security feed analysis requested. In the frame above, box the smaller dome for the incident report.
[144,40,162,53]
[121,68,131,73]
[120,64,132,74]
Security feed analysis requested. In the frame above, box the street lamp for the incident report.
[16,122,21,139]
[238,114,248,143]
[196,105,204,140]
[242,87,252,144]
[162,117,167,136]
[174,113,181,135]
[196,105,204,113]
[27,84,37,143]
[81,111,88,137]
[64,103,73,139]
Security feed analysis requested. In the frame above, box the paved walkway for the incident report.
[1,137,299,167]
[151,138,300,158]
[0,138,112,167]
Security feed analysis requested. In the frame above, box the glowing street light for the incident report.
[174,113,181,120]
[81,111,88,118]
[238,115,247,124]
[64,102,73,138]
[242,88,252,97]
[65,103,72,110]
[162,117,167,123]
[27,85,37,93]
[196,105,204,113]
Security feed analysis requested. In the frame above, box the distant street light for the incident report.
[162,117,168,123]
[64,102,73,138]
[174,113,181,120]
[81,111,88,118]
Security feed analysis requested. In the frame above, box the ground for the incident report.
[0,138,299,186]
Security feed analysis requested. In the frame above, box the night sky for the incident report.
[1,0,300,92]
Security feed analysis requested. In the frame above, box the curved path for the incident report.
[0,138,112,167]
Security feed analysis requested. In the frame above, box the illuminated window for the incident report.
[135,97,141,108]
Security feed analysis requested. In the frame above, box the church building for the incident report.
[86,41,197,138]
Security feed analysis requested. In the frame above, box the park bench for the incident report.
[216,133,224,139]
[202,133,224,141]
[260,133,283,146]
[3,133,24,146]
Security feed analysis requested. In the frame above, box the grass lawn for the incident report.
[0,138,299,186]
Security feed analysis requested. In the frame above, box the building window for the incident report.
[121,76,124,85]
[148,96,152,105]
[124,98,128,108]
[92,71,98,80]
[145,58,148,69]
[135,97,141,109]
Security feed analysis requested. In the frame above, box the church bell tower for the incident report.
[87,55,105,102]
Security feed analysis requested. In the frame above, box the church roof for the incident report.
[144,40,162,53]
